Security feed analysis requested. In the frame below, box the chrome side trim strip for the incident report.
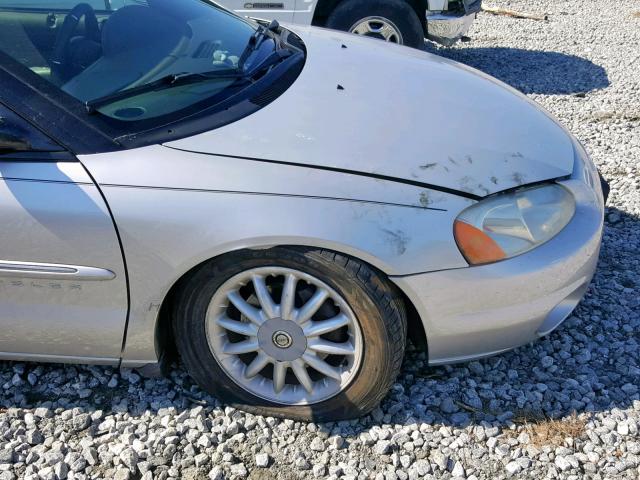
[0,260,116,281]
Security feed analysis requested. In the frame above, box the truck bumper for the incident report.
[426,0,482,46]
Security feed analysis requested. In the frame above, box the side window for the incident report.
[0,105,63,154]
[0,1,107,9]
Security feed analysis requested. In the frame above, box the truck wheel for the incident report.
[326,0,424,49]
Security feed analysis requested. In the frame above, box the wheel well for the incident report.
[153,246,429,364]
[405,0,429,35]
[399,288,428,351]
[311,0,341,25]
[312,0,428,35]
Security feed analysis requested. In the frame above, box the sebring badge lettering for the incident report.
[0,280,82,291]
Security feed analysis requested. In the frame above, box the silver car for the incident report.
[0,0,605,420]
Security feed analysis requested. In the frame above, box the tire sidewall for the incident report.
[174,248,401,421]
[326,0,424,49]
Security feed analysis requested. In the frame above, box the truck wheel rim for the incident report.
[206,267,364,405]
[349,16,404,44]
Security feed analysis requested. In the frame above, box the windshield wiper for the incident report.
[85,69,248,113]
[86,47,294,114]
[238,19,280,71]
[85,20,289,114]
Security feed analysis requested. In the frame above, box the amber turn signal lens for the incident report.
[454,220,506,265]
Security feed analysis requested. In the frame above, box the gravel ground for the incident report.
[1,1,639,479]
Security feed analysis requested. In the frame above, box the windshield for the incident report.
[0,0,273,121]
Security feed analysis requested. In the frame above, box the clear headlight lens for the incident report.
[454,184,576,265]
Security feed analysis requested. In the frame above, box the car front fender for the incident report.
[80,145,472,365]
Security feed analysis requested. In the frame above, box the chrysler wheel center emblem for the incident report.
[257,319,307,361]
[272,330,293,349]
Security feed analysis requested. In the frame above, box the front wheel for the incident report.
[325,0,425,49]
[172,247,407,421]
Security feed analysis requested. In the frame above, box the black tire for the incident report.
[325,0,424,49]
[172,247,407,421]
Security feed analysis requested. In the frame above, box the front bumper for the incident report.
[391,164,604,365]
[426,1,482,46]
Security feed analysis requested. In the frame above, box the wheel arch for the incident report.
[151,243,428,369]
[312,0,428,35]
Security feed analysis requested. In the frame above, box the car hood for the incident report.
[166,26,575,197]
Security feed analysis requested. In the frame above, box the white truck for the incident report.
[220,0,482,49]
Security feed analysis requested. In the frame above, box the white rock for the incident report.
[451,461,465,477]
[374,440,392,455]
[230,463,248,477]
[255,453,269,468]
[208,466,224,480]
[312,464,326,478]
[310,437,325,452]
[505,461,521,475]
[555,456,572,472]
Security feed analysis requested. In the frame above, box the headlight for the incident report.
[454,184,576,265]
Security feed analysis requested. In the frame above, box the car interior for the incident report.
[0,0,254,115]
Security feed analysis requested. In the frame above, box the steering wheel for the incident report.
[51,3,100,83]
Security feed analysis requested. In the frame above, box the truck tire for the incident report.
[326,0,424,49]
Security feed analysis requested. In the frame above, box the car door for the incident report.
[0,103,128,363]
[218,0,299,23]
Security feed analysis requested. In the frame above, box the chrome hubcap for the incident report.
[206,267,363,405]
[349,16,403,44]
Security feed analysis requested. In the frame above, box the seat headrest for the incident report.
[101,5,187,57]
